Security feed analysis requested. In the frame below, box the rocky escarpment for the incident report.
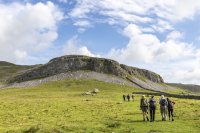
[9,55,164,84]
[120,64,163,83]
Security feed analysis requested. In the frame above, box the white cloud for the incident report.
[63,36,99,57]
[14,50,27,60]
[155,0,200,22]
[166,30,183,41]
[0,1,63,64]
[70,0,200,32]
[74,20,91,27]
[108,24,194,63]
[151,19,173,33]
[174,68,200,84]
[107,24,200,84]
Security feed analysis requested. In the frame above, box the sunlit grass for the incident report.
[0,79,199,132]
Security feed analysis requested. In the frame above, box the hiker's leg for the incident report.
[142,111,145,121]
[171,109,174,121]
[168,109,171,120]
[161,107,164,120]
[163,107,166,120]
[150,109,153,121]
[164,107,167,120]
[153,108,155,121]
[160,108,163,120]
[146,111,149,121]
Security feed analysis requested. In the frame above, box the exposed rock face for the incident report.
[120,65,164,83]
[9,55,164,83]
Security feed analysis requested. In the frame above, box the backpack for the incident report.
[141,99,148,106]
[168,101,174,109]
[160,99,167,106]
[149,99,156,107]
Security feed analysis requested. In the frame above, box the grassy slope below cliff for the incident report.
[0,79,199,133]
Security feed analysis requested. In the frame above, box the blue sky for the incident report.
[0,0,200,84]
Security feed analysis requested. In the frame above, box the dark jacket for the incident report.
[149,98,156,108]
[167,100,175,109]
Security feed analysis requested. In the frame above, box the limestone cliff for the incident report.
[9,55,164,84]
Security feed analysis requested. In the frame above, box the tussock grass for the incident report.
[0,79,199,132]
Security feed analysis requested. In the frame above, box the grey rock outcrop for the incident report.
[9,55,164,84]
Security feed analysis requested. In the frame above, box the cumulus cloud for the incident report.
[70,0,200,32]
[107,24,200,84]
[166,30,184,41]
[63,36,99,57]
[0,1,63,64]
[108,24,194,63]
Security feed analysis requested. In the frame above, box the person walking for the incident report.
[140,95,149,121]
[123,94,126,101]
[132,95,135,102]
[149,95,156,122]
[159,95,168,121]
[127,94,130,102]
[167,98,175,121]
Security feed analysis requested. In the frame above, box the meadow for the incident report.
[0,79,199,133]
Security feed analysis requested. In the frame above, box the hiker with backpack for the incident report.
[159,95,168,121]
[140,95,149,121]
[167,98,175,121]
[149,95,156,122]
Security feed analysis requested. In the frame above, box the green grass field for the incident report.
[0,79,200,133]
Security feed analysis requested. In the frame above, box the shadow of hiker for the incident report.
[127,120,146,123]
[127,119,165,123]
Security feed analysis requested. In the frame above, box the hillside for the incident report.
[168,83,200,94]
[0,79,199,132]
[0,61,36,84]
[2,55,198,94]
[9,55,163,83]
[2,55,182,92]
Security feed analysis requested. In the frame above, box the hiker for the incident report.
[149,95,156,122]
[140,95,149,121]
[132,95,134,102]
[159,95,168,121]
[127,94,130,102]
[167,98,175,121]
[123,94,126,101]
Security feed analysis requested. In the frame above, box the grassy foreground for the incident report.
[0,79,200,133]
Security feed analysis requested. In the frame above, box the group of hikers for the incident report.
[140,95,175,122]
[123,94,134,102]
[123,94,175,122]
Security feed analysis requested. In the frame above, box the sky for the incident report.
[0,0,200,85]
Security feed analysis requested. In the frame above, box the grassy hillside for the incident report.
[168,83,200,94]
[0,79,199,133]
[0,61,35,84]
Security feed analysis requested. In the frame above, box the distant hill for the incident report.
[0,61,16,66]
[0,61,37,83]
[167,83,200,93]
